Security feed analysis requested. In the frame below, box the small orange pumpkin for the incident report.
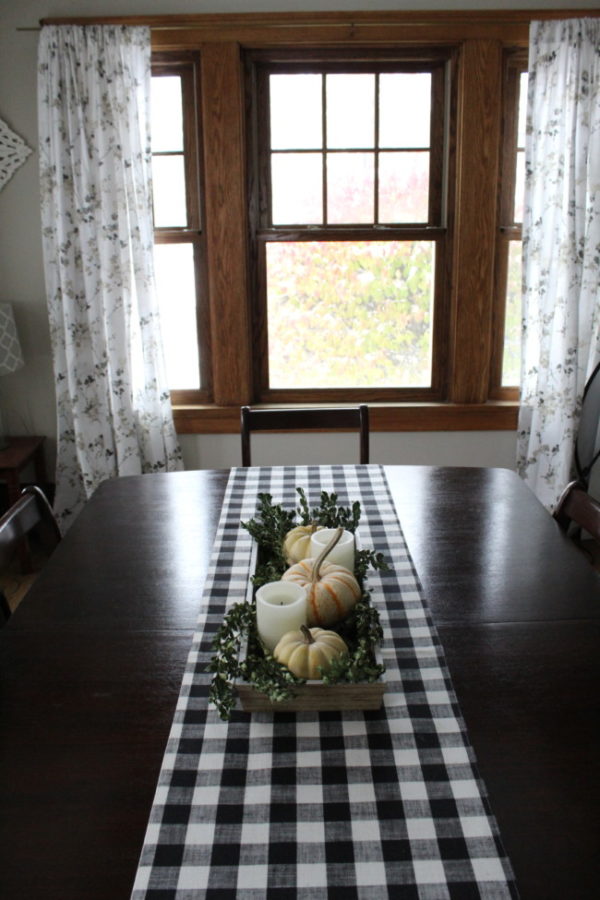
[282,527,361,627]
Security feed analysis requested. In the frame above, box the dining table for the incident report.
[1,464,599,899]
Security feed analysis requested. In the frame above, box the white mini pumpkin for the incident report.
[283,524,324,565]
[274,625,348,679]
[282,527,361,627]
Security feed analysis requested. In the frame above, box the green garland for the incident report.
[208,488,389,720]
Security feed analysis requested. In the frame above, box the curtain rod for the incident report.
[17,8,600,32]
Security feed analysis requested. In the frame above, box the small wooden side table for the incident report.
[0,436,47,510]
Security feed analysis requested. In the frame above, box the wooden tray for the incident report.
[236,670,385,712]
[234,540,385,712]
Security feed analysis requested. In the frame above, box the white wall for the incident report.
[1,1,594,475]
[179,430,517,470]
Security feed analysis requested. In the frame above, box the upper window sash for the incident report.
[251,55,449,235]
[151,57,211,400]
[151,60,202,234]
[498,52,528,234]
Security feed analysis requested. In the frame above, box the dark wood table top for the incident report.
[1,466,599,899]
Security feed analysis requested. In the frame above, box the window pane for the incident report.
[270,74,322,149]
[502,240,522,387]
[514,150,525,223]
[272,154,322,224]
[266,240,434,388]
[152,156,187,227]
[327,153,374,224]
[514,74,528,223]
[379,151,429,223]
[379,73,431,148]
[151,76,183,152]
[326,74,374,149]
[517,72,528,147]
[154,243,200,389]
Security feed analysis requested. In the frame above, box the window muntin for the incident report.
[253,56,447,400]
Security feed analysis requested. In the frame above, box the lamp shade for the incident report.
[0,303,24,375]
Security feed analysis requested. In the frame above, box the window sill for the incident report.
[173,401,519,434]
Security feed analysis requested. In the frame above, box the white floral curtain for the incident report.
[38,25,182,529]
[517,18,600,510]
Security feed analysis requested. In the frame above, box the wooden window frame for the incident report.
[161,28,512,429]
[151,54,212,404]
[247,51,452,404]
[46,11,597,433]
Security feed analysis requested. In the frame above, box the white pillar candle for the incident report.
[309,527,355,572]
[255,581,307,652]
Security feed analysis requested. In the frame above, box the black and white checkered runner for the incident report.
[132,465,517,899]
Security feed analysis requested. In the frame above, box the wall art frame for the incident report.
[0,116,32,190]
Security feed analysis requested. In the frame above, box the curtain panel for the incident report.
[38,25,182,528]
[517,18,600,509]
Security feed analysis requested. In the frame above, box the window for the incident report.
[144,11,543,431]
[491,52,528,398]
[150,59,210,401]
[248,55,449,401]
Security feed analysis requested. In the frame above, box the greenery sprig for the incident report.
[240,492,294,578]
[208,601,304,718]
[354,548,388,588]
[324,597,385,684]
[209,487,390,720]
[241,488,388,589]
[296,487,361,532]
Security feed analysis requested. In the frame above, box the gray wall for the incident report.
[2,1,594,474]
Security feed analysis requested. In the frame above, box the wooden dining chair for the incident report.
[0,485,62,624]
[240,405,370,467]
[553,480,600,548]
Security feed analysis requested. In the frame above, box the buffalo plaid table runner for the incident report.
[132,465,517,899]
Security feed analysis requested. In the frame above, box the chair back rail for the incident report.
[240,405,369,466]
